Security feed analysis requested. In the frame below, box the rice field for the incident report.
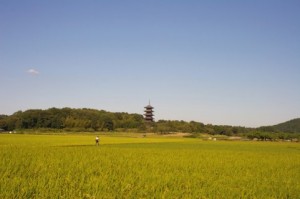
[0,134,299,198]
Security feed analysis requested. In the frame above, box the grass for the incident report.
[0,134,300,198]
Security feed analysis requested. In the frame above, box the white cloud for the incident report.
[27,69,40,75]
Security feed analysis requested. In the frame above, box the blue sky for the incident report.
[1,0,300,127]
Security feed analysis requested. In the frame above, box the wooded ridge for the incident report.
[0,108,299,140]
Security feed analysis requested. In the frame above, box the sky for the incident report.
[1,0,300,127]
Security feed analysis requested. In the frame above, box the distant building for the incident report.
[144,102,154,122]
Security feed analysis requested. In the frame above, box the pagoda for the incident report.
[144,102,154,122]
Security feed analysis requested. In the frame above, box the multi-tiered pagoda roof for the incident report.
[144,103,154,122]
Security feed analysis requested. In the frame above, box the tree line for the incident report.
[0,108,144,132]
[0,108,251,134]
[0,108,299,140]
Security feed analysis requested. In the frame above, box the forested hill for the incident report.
[0,107,249,135]
[257,118,300,133]
[0,108,144,132]
[272,118,300,133]
[0,108,300,140]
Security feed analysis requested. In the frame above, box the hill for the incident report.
[0,108,299,140]
[0,108,144,132]
[272,118,300,133]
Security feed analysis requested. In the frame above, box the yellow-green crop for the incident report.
[0,134,299,198]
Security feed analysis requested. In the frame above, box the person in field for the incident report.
[95,136,99,146]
